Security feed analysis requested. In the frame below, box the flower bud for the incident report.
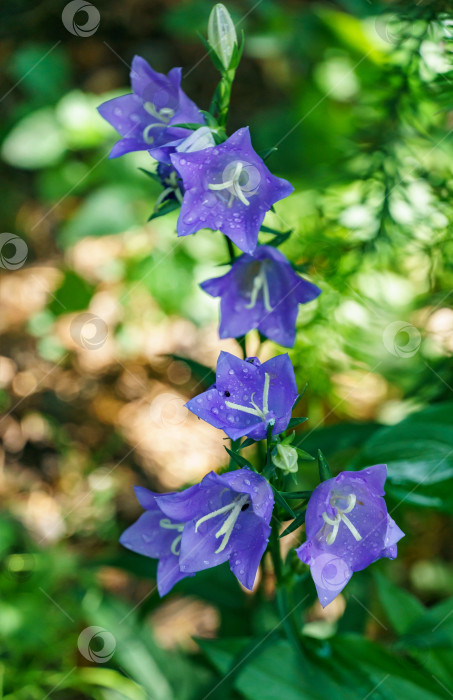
[208,4,237,70]
[272,444,298,474]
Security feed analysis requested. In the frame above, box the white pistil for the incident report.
[194,494,249,554]
[142,102,176,144]
[244,266,273,312]
[322,493,362,545]
[225,372,271,421]
[208,161,251,207]
[159,518,184,555]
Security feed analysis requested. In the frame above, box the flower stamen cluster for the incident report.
[322,493,362,545]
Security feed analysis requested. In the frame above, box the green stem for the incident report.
[269,522,308,667]
[211,69,236,128]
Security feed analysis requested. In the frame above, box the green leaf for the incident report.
[317,450,333,481]
[238,437,256,450]
[278,491,312,500]
[280,509,307,538]
[374,573,424,635]
[224,447,254,470]
[149,199,180,221]
[272,488,296,519]
[357,402,453,512]
[398,598,453,650]
[48,270,95,316]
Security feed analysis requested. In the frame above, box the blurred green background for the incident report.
[1,0,453,698]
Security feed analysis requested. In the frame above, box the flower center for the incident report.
[159,518,184,555]
[142,101,175,144]
[321,493,362,545]
[244,265,273,312]
[225,372,271,422]
[194,493,250,554]
[207,161,258,207]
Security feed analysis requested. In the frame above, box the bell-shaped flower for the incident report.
[201,245,321,347]
[119,487,193,596]
[295,465,404,607]
[97,55,205,160]
[156,469,273,590]
[170,127,294,254]
[186,351,298,441]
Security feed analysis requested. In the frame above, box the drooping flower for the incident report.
[119,487,193,596]
[201,245,321,347]
[153,128,216,210]
[295,464,404,607]
[98,55,205,160]
[186,351,298,441]
[156,469,273,590]
[170,127,294,254]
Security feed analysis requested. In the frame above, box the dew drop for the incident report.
[203,560,210,565]
[212,407,219,415]
[228,369,235,375]
[235,560,241,565]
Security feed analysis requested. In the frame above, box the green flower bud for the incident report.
[208,4,237,70]
[272,444,298,474]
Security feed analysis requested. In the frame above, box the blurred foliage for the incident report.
[1,0,453,698]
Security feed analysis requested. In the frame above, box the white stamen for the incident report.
[322,493,362,545]
[244,267,274,312]
[194,494,249,554]
[208,161,252,207]
[225,372,271,422]
[159,518,184,555]
[143,102,175,123]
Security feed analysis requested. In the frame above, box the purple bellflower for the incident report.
[98,56,205,160]
[296,464,404,607]
[186,351,298,441]
[170,127,294,254]
[201,245,321,347]
[156,469,274,590]
[119,487,193,596]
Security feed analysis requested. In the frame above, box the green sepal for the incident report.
[227,30,245,71]
[318,449,333,481]
[292,383,308,410]
[287,417,308,429]
[294,448,315,461]
[197,32,225,72]
[138,167,160,183]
